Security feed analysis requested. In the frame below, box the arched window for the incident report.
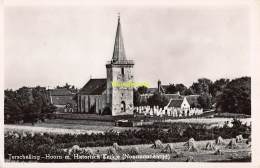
[121,101,126,112]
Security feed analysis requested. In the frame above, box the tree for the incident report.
[175,84,188,95]
[137,86,148,94]
[56,83,78,93]
[183,88,194,95]
[166,84,176,94]
[190,78,213,95]
[211,78,230,97]
[4,86,56,124]
[197,93,212,109]
[147,92,169,108]
[133,87,148,106]
[217,77,251,115]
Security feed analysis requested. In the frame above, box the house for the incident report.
[166,97,190,116]
[48,88,77,112]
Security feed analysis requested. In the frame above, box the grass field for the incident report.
[4,119,139,135]
[4,117,251,135]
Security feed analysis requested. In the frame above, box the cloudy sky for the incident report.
[4,5,251,89]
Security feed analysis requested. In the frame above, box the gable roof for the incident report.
[51,96,76,105]
[79,78,107,95]
[49,88,73,96]
[168,99,184,108]
[146,88,158,94]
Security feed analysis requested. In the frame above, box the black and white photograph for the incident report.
[2,0,259,166]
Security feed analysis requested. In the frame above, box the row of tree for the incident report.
[134,77,251,115]
[4,87,56,124]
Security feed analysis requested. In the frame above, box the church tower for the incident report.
[106,15,134,116]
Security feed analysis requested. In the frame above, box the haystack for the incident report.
[107,147,118,155]
[152,139,164,149]
[215,136,225,145]
[214,149,224,155]
[129,146,139,155]
[226,138,238,149]
[184,138,199,152]
[71,145,80,151]
[235,134,244,143]
[68,145,81,154]
[183,138,195,147]
[162,144,178,154]
[112,143,122,151]
[83,148,94,155]
[205,141,215,150]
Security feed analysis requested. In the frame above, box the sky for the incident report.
[4,5,251,89]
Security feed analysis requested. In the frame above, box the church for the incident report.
[77,16,134,116]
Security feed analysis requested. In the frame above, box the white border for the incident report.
[1,0,260,168]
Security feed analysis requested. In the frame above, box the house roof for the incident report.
[185,95,200,106]
[165,93,182,100]
[146,88,158,94]
[79,78,107,95]
[49,88,74,96]
[51,96,76,105]
[168,99,184,108]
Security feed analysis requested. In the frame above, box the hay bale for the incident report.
[214,149,224,155]
[68,145,81,154]
[112,143,122,151]
[184,138,199,152]
[236,134,243,143]
[152,139,164,149]
[215,136,225,145]
[205,141,215,150]
[162,144,178,154]
[186,156,194,162]
[226,138,238,149]
[71,145,80,151]
[83,148,94,155]
[129,146,139,155]
[184,138,195,147]
[107,147,118,155]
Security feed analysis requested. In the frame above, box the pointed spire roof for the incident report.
[111,14,127,63]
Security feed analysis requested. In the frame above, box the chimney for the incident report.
[158,80,161,93]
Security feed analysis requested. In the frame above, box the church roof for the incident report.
[111,15,127,63]
[79,78,107,95]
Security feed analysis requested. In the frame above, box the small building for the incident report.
[166,97,191,116]
[48,88,77,112]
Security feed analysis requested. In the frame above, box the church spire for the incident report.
[111,13,127,63]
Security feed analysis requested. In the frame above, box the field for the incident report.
[86,139,251,162]
[4,117,251,135]
[4,117,251,162]
[4,119,139,135]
